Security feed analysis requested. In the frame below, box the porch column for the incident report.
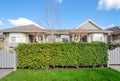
[72,34,74,41]
[91,33,93,42]
[81,34,83,42]
[111,35,113,43]
[36,34,38,42]
[86,34,88,42]
[79,34,80,42]
[42,33,45,42]
[33,35,36,43]
[26,34,28,43]
[104,34,107,43]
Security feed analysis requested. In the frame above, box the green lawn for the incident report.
[0,68,120,81]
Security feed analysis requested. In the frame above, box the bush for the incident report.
[109,43,120,50]
[15,42,108,69]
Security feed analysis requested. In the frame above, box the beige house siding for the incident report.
[4,33,29,49]
[9,33,28,43]
[78,22,100,30]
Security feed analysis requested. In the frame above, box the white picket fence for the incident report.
[108,47,120,65]
[0,50,17,71]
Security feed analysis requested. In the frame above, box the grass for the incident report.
[0,68,120,81]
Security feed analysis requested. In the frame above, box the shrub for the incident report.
[109,43,120,50]
[15,42,108,69]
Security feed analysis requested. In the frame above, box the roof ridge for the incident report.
[106,26,118,30]
[2,24,44,30]
[117,26,120,30]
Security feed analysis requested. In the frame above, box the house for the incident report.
[0,30,4,42]
[1,19,112,49]
[0,31,4,49]
[107,26,120,44]
[71,19,112,42]
[0,34,4,42]
[2,24,45,49]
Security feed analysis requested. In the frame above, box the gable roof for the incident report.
[106,26,120,35]
[1,20,112,34]
[1,24,44,33]
[75,19,103,30]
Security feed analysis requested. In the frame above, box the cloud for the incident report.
[0,20,4,26]
[110,24,115,27]
[98,0,120,10]
[56,0,63,4]
[8,18,44,29]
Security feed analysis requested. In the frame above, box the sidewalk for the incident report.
[109,65,120,72]
[0,69,13,79]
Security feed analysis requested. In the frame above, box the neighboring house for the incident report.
[107,26,120,44]
[0,31,5,49]
[0,31,4,42]
[0,34,4,42]
[1,19,112,49]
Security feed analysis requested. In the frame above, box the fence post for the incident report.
[107,50,110,67]
[14,52,17,71]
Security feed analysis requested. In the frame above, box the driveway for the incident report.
[0,69,14,79]
[109,65,120,72]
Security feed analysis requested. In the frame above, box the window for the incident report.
[11,36,16,42]
[61,35,70,42]
[62,38,68,42]
[93,34,103,41]
[47,35,53,42]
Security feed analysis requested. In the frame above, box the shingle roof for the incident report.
[1,24,44,33]
[106,26,120,35]
[1,24,112,34]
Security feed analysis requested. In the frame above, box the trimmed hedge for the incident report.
[15,42,108,69]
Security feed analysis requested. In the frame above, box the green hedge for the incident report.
[15,42,108,69]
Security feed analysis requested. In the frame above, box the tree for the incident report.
[40,0,61,42]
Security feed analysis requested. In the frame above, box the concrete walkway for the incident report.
[0,69,14,79]
[109,65,120,72]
